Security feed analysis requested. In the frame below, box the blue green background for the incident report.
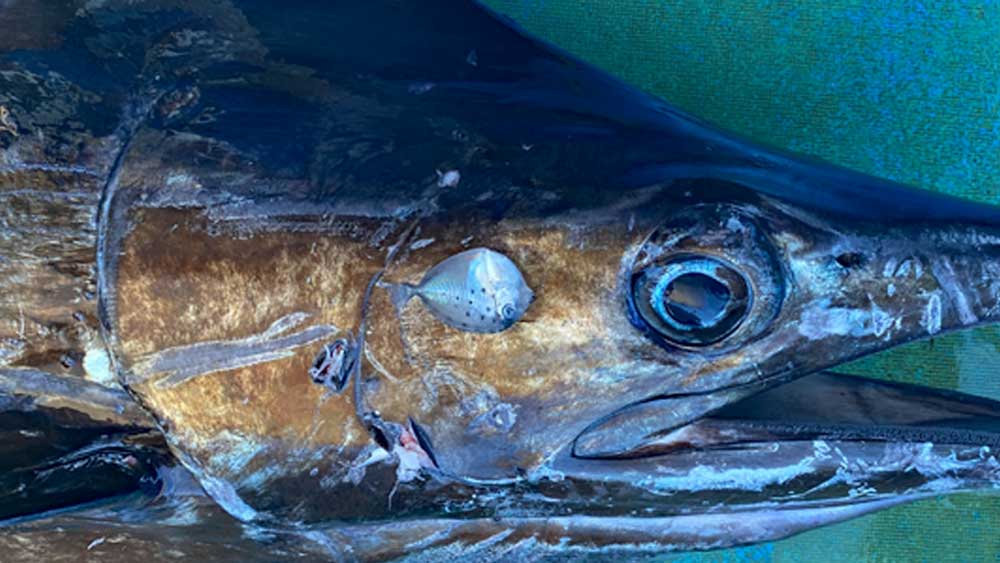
[484,1,1000,561]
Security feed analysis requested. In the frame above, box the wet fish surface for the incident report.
[1,0,1000,561]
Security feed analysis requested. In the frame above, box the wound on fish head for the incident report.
[307,337,355,391]
[404,417,438,468]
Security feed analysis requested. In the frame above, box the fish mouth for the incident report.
[572,372,1000,460]
[543,370,1000,524]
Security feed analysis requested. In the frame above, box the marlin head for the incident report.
[7,0,998,557]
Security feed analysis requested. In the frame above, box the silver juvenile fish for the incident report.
[388,248,533,333]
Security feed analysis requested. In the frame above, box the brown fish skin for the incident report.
[109,205,390,519]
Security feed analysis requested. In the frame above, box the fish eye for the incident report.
[500,303,517,319]
[631,255,751,347]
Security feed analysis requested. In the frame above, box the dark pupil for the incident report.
[664,273,731,328]
[631,255,752,347]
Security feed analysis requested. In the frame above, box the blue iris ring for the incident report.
[633,254,752,347]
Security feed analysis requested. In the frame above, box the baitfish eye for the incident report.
[500,303,517,320]
[632,255,751,346]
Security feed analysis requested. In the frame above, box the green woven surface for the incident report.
[484,1,1000,560]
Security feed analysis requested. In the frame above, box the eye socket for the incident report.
[632,255,751,347]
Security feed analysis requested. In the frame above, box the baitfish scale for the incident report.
[0,0,999,561]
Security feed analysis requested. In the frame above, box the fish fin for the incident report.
[388,283,417,311]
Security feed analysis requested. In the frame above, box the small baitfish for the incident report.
[387,247,534,333]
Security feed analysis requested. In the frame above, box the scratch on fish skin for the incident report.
[263,311,312,337]
[930,229,1000,248]
[165,172,201,189]
[408,82,435,95]
[409,237,435,250]
[796,298,893,341]
[0,163,101,176]
[364,346,399,382]
[340,498,922,560]
[642,458,817,493]
[793,442,1000,500]
[921,291,943,335]
[158,497,203,526]
[156,329,334,387]
[409,363,501,415]
[882,257,898,278]
[401,525,460,552]
[883,256,924,279]
[86,537,105,550]
[931,258,978,325]
[299,530,346,560]
[204,430,268,480]
[129,312,337,388]
[0,105,17,137]
[436,169,461,188]
[903,258,922,278]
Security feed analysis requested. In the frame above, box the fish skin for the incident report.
[10,0,1000,555]
[388,247,534,334]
